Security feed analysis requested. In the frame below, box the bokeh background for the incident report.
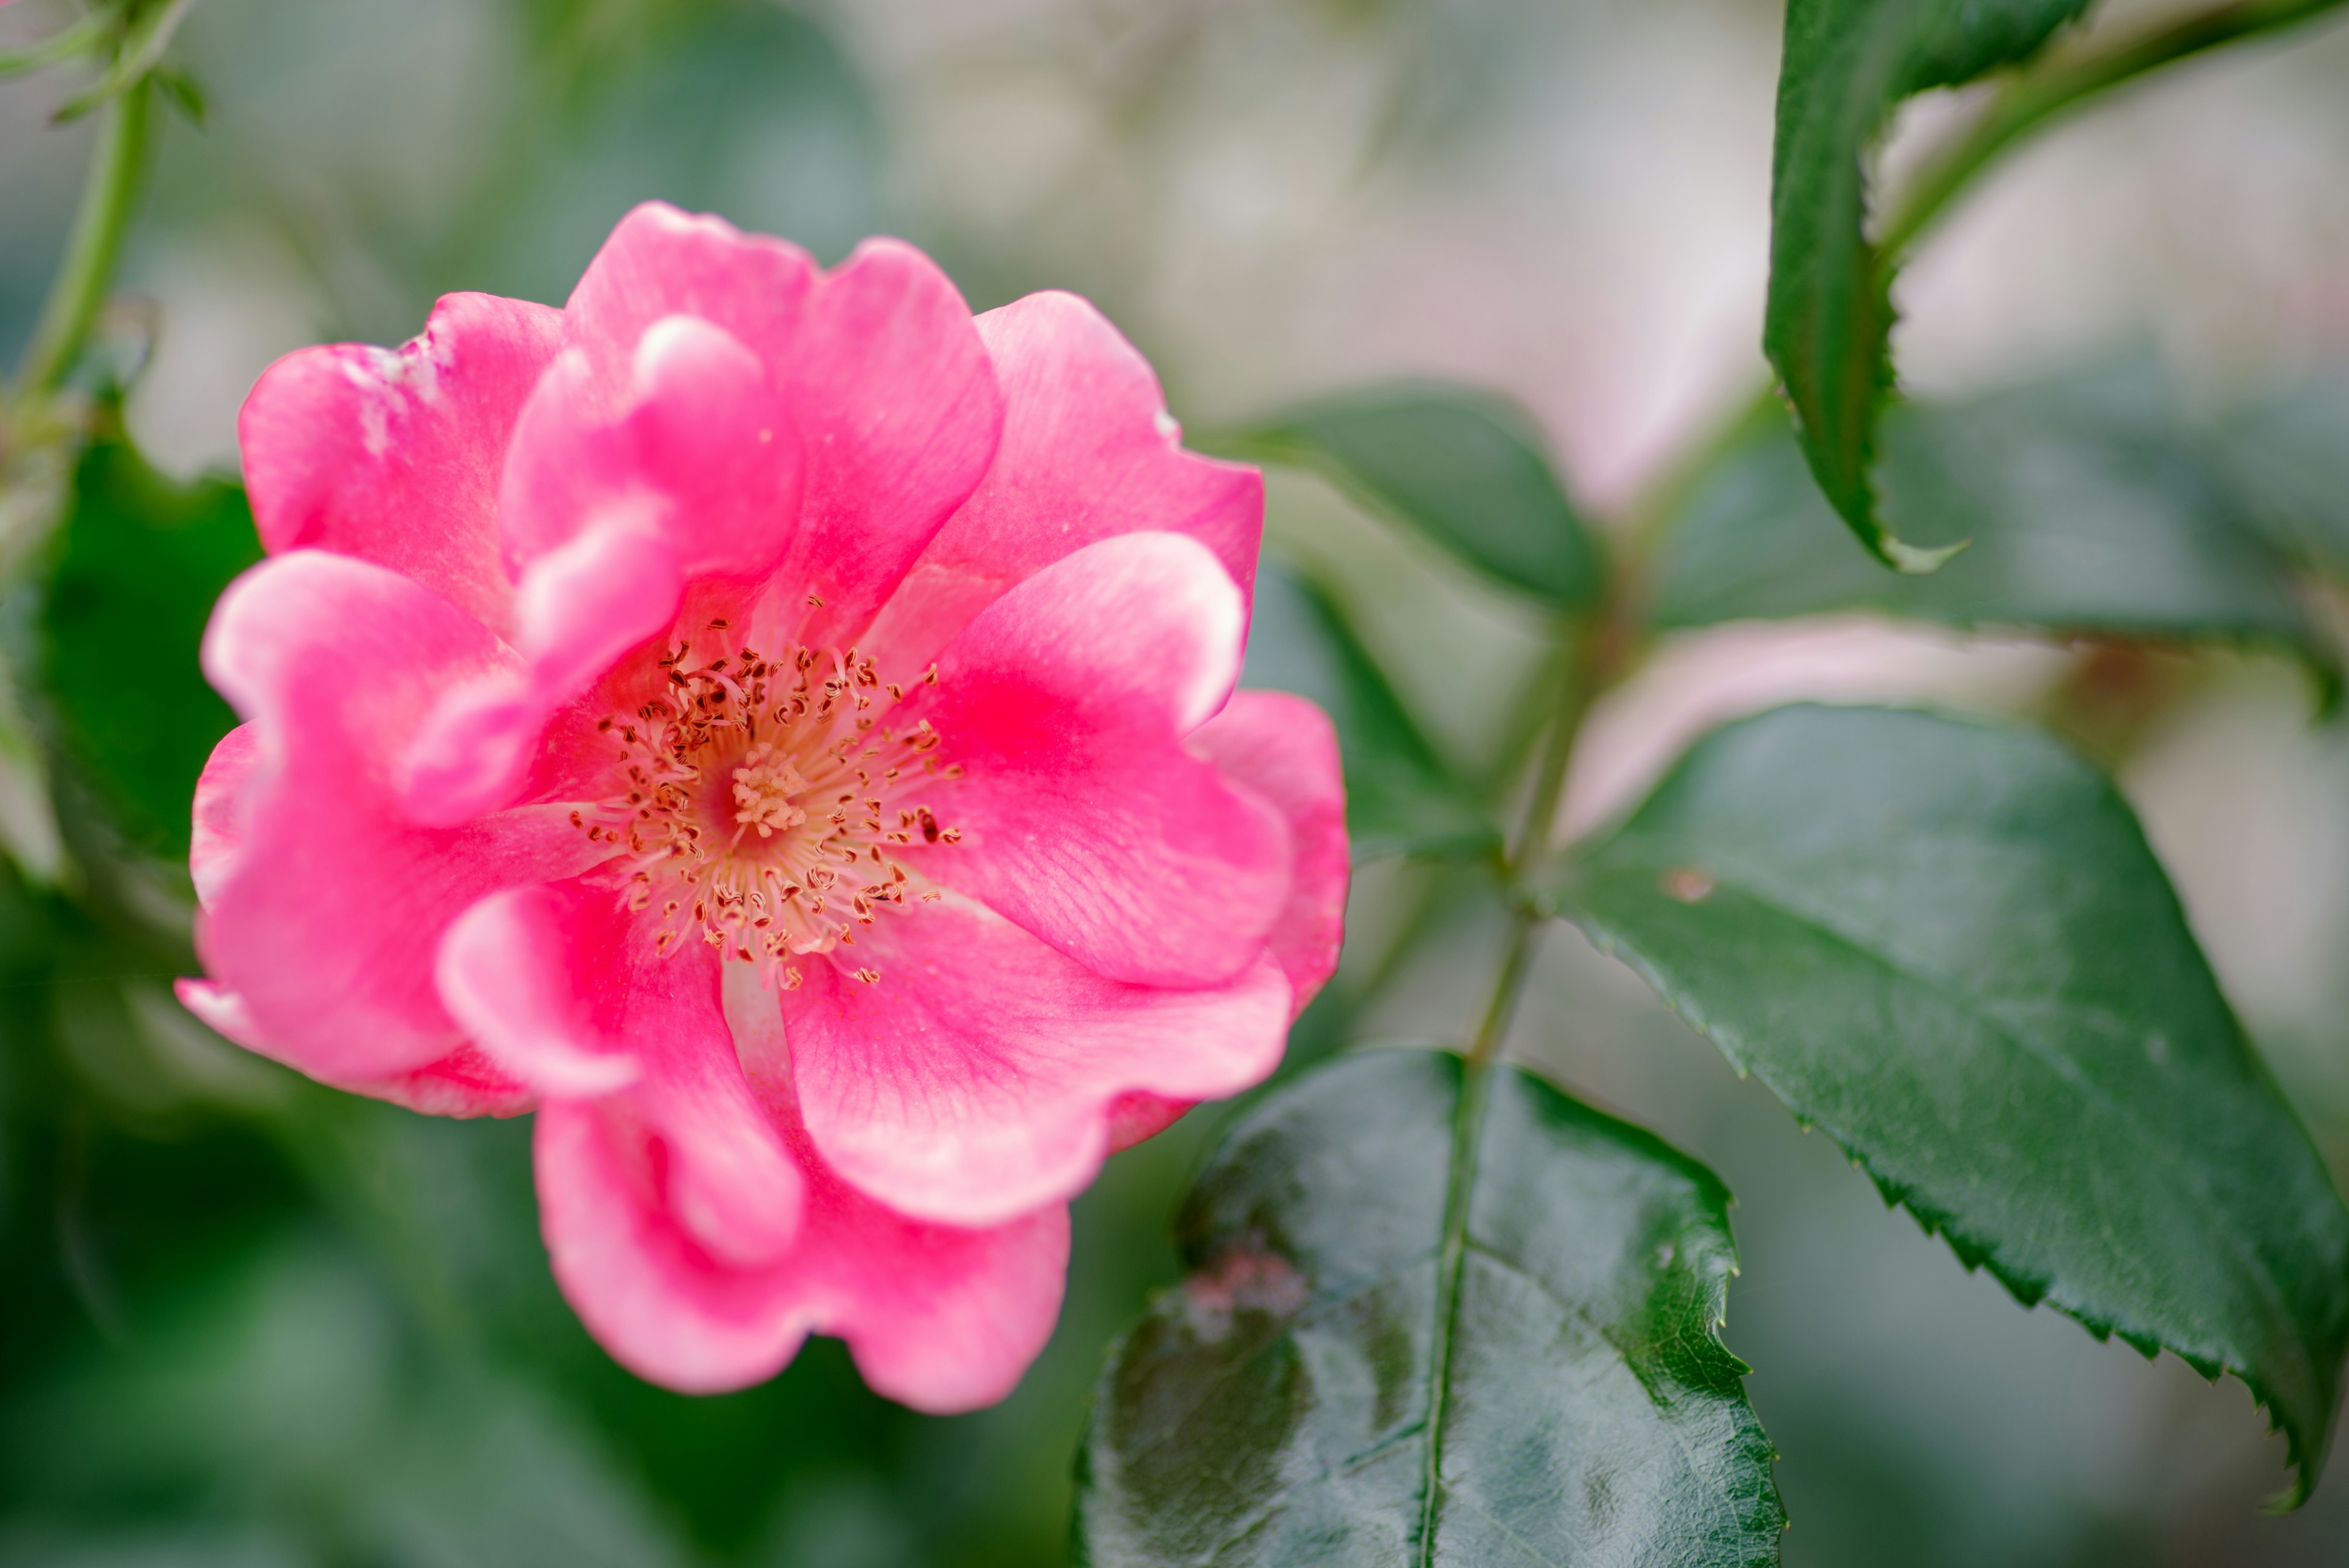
[7,0,2349,1562]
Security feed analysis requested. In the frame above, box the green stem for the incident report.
[11,76,153,414]
[1880,0,2349,256]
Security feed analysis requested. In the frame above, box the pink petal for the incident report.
[535,965,1068,1406]
[497,316,799,583]
[397,314,804,826]
[239,292,563,636]
[1105,1091,1196,1153]
[174,977,533,1117]
[562,202,820,384]
[193,551,604,1091]
[915,532,1291,988]
[1188,689,1351,1013]
[862,289,1261,672]
[562,206,1002,650]
[190,723,261,910]
[436,886,640,1098]
[456,883,803,1268]
[784,896,1292,1227]
[768,238,1003,651]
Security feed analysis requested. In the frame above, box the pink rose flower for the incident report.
[177,203,1348,1408]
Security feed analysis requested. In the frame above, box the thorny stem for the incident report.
[10,75,152,420]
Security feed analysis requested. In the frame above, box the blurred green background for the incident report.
[7,0,2349,1562]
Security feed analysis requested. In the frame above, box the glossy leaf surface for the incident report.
[1653,370,2317,663]
[1765,0,2088,568]
[1243,562,1497,861]
[1551,704,2349,1503]
[1079,1047,1783,1566]
[1223,384,1602,609]
[42,435,261,853]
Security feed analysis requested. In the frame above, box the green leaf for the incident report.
[1243,561,1498,861]
[1652,364,2321,665]
[1220,384,1604,610]
[1077,1046,1784,1566]
[1765,0,2090,569]
[42,436,261,855]
[2216,372,2349,580]
[1549,704,2349,1504]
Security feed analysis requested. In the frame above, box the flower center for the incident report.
[570,620,961,988]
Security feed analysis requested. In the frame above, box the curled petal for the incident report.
[174,978,533,1117]
[437,886,640,1098]
[785,897,1292,1227]
[239,292,563,634]
[563,206,1002,652]
[499,315,800,583]
[863,289,1261,671]
[503,887,804,1269]
[915,532,1290,988]
[194,552,603,1091]
[1189,689,1350,1013]
[535,965,1067,1406]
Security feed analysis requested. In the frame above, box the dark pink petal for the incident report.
[784,896,1291,1227]
[1189,689,1350,1013]
[239,292,563,635]
[862,289,1261,672]
[193,551,603,1091]
[535,968,1067,1406]
[916,532,1290,988]
[1105,1091,1195,1153]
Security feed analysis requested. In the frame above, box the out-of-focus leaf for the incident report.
[51,0,200,123]
[1078,1046,1783,1566]
[1549,704,2349,1505]
[0,12,108,81]
[1220,384,1603,610]
[0,655,63,886]
[1242,561,1497,861]
[465,0,883,303]
[41,435,259,855]
[1653,366,2320,666]
[1765,0,2089,570]
[2216,373,2349,579]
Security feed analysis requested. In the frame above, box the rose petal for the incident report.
[1189,689,1350,1013]
[190,723,261,911]
[913,532,1290,988]
[785,896,1291,1226]
[863,289,1261,672]
[194,551,604,1090]
[239,292,563,635]
[174,978,533,1117]
[534,964,1067,1405]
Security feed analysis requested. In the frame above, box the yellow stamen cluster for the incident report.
[571,620,963,987]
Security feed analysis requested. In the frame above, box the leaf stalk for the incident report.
[1880,0,2349,259]
[10,75,153,420]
